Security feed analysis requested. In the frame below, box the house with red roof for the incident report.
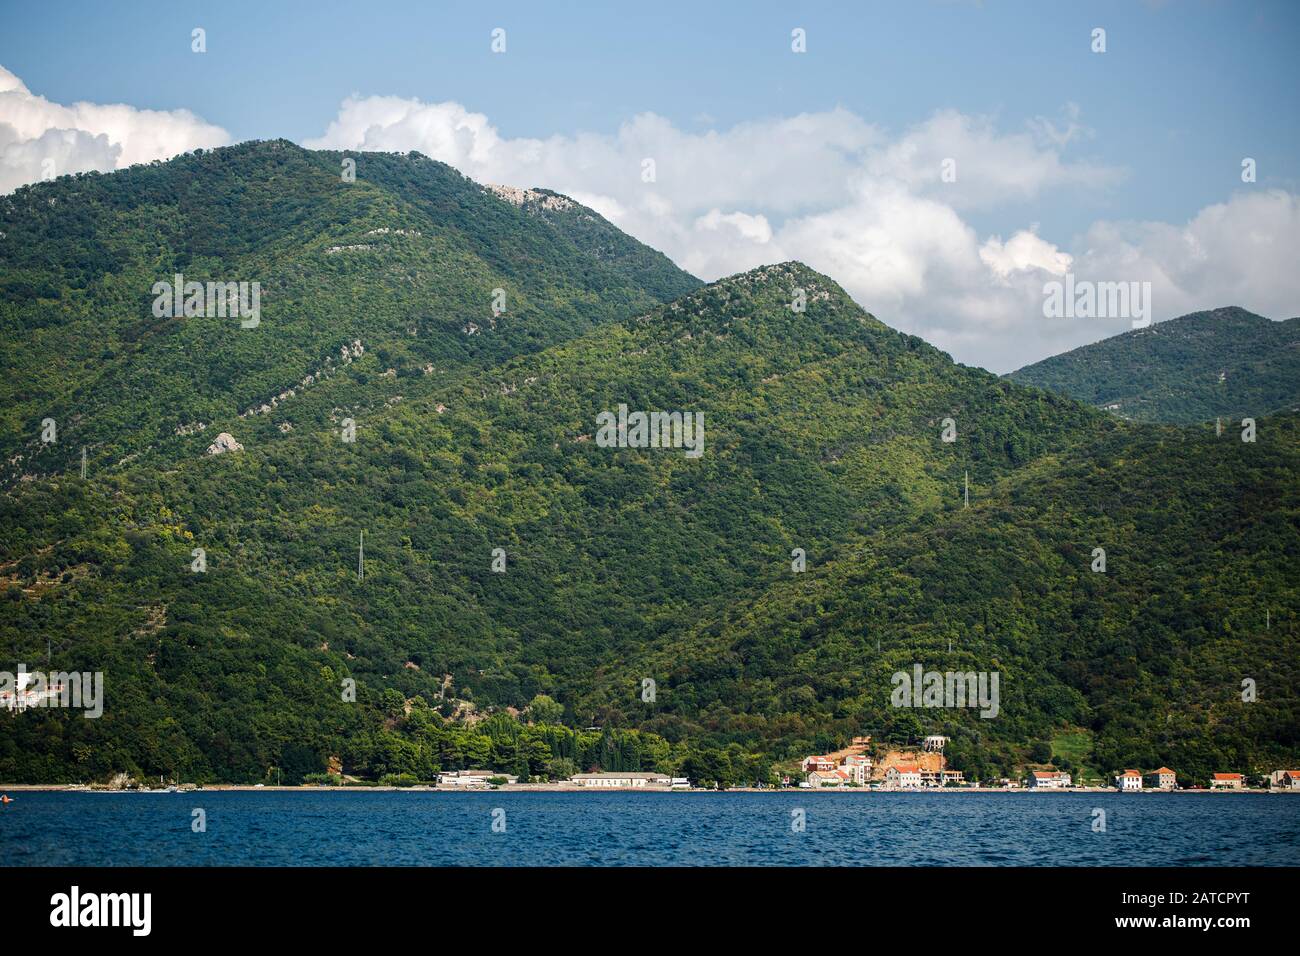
[1210,773,1244,789]
[1028,770,1072,789]
[1143,767,1177,790]
[1114,769,1143,791]
[840,754,872,785]
[884,764,922,789]
[801,755,837,774]
[807,769,850,787]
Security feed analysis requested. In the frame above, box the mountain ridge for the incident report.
[0,142,1295,787]
[1008,306,1300,423]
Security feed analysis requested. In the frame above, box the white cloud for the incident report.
[0,64,230,194]
[979,229,1072,281]
[306,91,1299,370]
[5,66,1294,373]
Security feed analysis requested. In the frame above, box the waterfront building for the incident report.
[1269,770,1300,789]
[1028,770,1072,789]
[801,755,837,773]
[884,764,922,789]
[439,769,518,786]
[1115,769,1143,791]
[1144,767,1177,790]
[569,772,672,788]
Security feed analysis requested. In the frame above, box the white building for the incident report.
[1114,769,1143,791]
[1210,773,1244,790]
[0,673,66,713]
[840,754,872,785]
[569,772,672,789]
[884,765,922,789]
[806,769,849,787]
[439,769,517,787]
[1028,770,1072,789]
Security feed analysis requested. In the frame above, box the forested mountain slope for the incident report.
[0,139,699,484]
[586,412,1299,783]
[0,145,1294,787]
[1008,307,1300,424]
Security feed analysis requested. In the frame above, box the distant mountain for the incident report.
[1,145,1295,788]
[1007,307,1300,423]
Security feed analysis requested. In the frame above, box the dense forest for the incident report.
[1008,307,1300,424]
[1,142,1295,786]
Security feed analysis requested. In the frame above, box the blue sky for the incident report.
[2,0,1298,369]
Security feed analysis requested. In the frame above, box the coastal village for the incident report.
[5,690,1297,792]
[790,736,1300,793]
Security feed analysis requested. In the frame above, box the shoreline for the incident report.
[2,783,1293,795]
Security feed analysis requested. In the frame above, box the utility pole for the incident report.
[963,471,969,509]
[357,531,365,582]
[80,447,87,479]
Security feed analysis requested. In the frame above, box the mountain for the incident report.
[0,146,1295,787]
[0,139,699,484]
[1007,307,1300,424]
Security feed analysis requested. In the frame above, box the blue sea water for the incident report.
[3,790,1298,866]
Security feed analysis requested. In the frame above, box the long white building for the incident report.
[569,772,673,788]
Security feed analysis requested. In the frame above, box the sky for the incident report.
[1,0,1298,371]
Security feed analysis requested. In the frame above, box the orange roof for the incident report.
[1119,770,1141,777]
[1032,771,1066,778]
[1149,767,1175,775]
[1212,773,1243,780]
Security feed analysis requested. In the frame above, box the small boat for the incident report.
[0,794,12,804]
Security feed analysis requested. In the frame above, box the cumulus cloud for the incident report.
[307,91,1300,370]
[0,64,230,194]
[5,65,1295,372]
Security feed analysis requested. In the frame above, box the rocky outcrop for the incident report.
[485,183,576,211]
[205,432,244,455]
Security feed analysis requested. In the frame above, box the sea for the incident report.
[3,790,1298,866]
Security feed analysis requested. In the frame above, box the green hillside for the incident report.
[0,139,699,484]
[0,145,1295,788]
[1008,307,1300,424]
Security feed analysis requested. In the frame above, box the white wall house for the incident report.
[840,755,871,785]
[569,772,672,788]
[439,769,517,786]
[1210,773,1244,789]
[1028,771,1071,789]
[806,769,849,787]
[1115,770,1143,791]
[884,765,922,789]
